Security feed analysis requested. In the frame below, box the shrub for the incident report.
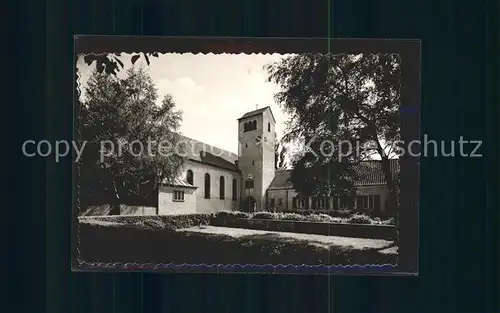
[79,214,215,231]
[331,217,345,223]
[306,214,335,223]
[382,217,397,226]
[252,212,278,220]
[215,211,251,220]
[330,210,353,218]
[346,213,373,224]
[233,211,252,219]
[281,210,304,215]
[278,213,307,221]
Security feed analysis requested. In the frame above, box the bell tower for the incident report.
[237,106,276,211]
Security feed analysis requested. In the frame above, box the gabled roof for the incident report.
[237,106,276,123]
[161,177,197,189]
[178,136,239,172]
[198,151,239,172]
[268,159,400,190]
[353,159,400,186]
[267,169,293,190]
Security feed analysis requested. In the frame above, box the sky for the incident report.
[76,53,397,162]
[76,53,292,155]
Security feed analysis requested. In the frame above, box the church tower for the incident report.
[237,106,276,212]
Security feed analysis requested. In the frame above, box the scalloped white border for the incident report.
[74,51,402,272]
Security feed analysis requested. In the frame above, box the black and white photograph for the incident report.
[73,37,420,273]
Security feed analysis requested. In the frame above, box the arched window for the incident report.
[186,169,194,185]
[252,120,257,130]
[232,178,237,200]
[245,143,248,148]
[219,176,225,199]
[268,122,271,132]
[204,173,211,199]
[244,122,248,132]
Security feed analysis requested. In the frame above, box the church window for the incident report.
[204,173,211,199]
[219,176,225,199]
[245,143,248,148]
[333,196,340,209]
[357,195,377,210]
[243,120,258,132]
[186,169,194,185]
[232,179,237,200]
[268,122,271,132]
[317,197,326,209]
[173,190,185,202]
[311,197,317,210]
[252,160,255,165]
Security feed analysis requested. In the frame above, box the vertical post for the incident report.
[286,189,289,211]
[245,174,253,213]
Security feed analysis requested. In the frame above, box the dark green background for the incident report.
[10,0,498,312]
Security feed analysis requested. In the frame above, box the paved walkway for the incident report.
[176,226,396,253]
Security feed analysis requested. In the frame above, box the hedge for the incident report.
[219,211,396,226]
[79,213,215,231]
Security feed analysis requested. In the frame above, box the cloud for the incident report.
[176,77,205,93]
[76,52,293,154]
[156,77,206,106]
[157,77,205,94]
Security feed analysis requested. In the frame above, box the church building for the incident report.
[158,106,399,215]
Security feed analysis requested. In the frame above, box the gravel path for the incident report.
[176,226,395,251]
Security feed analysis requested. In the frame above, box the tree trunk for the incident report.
[379,157,396,211]
[380,156,399,248]
[110,195,121,216]
[109,175,121,216]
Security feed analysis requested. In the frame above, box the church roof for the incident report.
[237,106,276,123]
[268,169,294,189]
[178,136,239,172]
[353,159,400,186]
[268,159,400,190]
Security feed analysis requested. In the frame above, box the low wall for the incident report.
[120,206,156,216]
[212,218,396,240]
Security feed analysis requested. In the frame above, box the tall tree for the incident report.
[82,52,160,76]
[266,53,401,212]
[79,67,184,214]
